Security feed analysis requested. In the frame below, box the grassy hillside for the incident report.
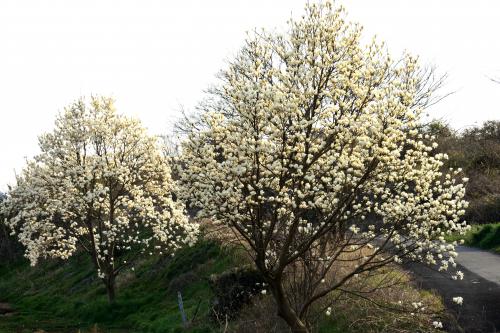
[0,240,234,333]
[0,238,446,333]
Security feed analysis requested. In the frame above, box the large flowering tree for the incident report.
[179,2,467,332]
[2,97,198,302]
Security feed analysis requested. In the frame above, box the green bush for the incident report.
[446,222,500,253]
[478,225,500,250]
[472,224,493,245]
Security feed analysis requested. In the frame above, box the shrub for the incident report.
[477,225,500,250]
[209,266,265,321]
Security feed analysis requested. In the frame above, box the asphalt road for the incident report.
[406,246,500,333]
[455,246,500,284]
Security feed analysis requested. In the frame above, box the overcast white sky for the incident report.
[1,0,499,190]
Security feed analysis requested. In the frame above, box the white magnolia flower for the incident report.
[432,321,443,329]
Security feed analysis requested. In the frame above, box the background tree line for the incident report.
[425,120,500,224]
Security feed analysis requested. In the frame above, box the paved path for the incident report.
[456,246,500,285]
[406,246,500,333]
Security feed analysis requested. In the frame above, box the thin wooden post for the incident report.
[177,291,187,327]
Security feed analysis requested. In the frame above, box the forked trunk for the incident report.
[271,279,309,333]
[280,311,309,333]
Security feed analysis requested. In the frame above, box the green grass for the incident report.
[445,222,500,253]
[0,240,236,333]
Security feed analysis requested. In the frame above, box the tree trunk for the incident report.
[105,274,116,303]
[271,279,309,333]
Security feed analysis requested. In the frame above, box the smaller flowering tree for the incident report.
[179,2,468,332]
[2,96,198,302]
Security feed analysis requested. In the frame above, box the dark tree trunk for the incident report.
[270,278,309,333]
[105,274,116,303]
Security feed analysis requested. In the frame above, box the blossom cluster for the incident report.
[452,296,463,305]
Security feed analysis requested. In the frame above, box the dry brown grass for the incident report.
[225,265,445,333]
[306,246,445,332]
[201,219,247,247]
[325,267,445,333]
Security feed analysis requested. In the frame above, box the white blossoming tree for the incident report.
[179,2,467,332]
[3,96,198,302]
